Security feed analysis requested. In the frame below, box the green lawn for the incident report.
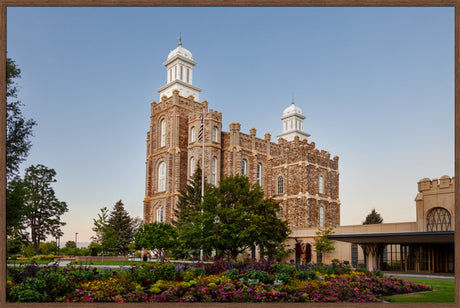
[77,260,150,266]
[384,278,455,303]
[7,259,52,265]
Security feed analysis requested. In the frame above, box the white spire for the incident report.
[277,101,310,141]
[157,42,202,101]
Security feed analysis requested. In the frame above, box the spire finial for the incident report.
[291,94,296,104]
[178,32,182,46]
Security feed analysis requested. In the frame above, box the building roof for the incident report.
[167,44,194,61]
[282,102,303,118]
[329,231,454,244]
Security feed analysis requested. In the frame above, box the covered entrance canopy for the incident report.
[329,231,454,244]
[329,231,454,272]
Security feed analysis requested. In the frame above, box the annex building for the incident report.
[143,42,339,233]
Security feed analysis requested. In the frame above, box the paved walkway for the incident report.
[383,271,455,281]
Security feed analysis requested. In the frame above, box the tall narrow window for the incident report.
[190,127,196,143]
[256,163,262,186]
[212,126,218,142]
[319,206,324,227]
[157,206,164,223]
[174,66,177,80]
[241,160,247,175]
[211,157,217,185]
[180,66,183,80]
[160,119,166,147]
[158,162,166,191]
[318,175,325,194]
[277,176,284,194]
[168,69,172,82]
[190,157,196,177]
[186,68,190,83]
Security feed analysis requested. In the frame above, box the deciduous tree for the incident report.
[21,164,68,254]
[6,58,36,180]
[134,222,178,262]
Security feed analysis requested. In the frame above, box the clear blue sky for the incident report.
[7,7,454,244]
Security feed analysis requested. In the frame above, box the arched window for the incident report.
[426,207,451,231]
[211,157,217,185]
[190,127,196,143]
[277,176,284,194]
[157,206,164,223]
[160,119,166,147]
[318,175,325,194]
[212,126,218,142]
[158,162,166,191]
[241,159,247,175]
[257,163,262,186]
[319,206,324,227]
[190,157,196,177]
[277,206,283,218]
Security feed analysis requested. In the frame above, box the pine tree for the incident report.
[363,208,383,225]
[107,200,136,255]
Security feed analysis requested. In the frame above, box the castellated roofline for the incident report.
[417,175,454,192]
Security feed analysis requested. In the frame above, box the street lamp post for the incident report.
[214,215,220,259]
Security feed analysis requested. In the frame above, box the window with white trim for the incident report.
[319,206,324,227]
[277,176,284,194]
[158,162,166,191]
[241,159,247,175]
[157,206,164,223]
[318,175,325,194]
[211,157,217,185]
[190,157,196,177]
[256,163,262,186]
[160,119,166,147]
[190,127,196,143]
[212,126,218,142]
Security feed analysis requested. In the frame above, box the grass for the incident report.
[7,259,53,265]
[384,278,455,303]
[74,260,150,266]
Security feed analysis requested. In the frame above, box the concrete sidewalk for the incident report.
[383,271,455,281]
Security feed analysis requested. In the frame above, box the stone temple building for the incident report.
[143,42,340,232]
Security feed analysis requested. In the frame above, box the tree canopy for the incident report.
[6,58,36,180]
[173,171,290,260]
[313,227,335,257]
[134,222,178,262]
[91,201,141,256]
[20,164,69,254]
[363,209,383,225]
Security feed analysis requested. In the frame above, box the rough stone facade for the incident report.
[143,92,340,231]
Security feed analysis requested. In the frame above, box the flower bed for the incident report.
[6,260,431,303]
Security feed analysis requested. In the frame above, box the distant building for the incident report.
[143,43,339,233]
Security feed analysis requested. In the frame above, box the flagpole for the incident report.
[200,109,205,262]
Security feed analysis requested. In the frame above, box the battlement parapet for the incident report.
[418,175,455,192]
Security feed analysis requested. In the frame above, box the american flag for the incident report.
[197,113,204,141]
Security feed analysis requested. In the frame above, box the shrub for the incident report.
[224,268,240,280]
[270,263,296,276]
[246,269,273,284]
[274,272,291,284]
[295,269,318,280]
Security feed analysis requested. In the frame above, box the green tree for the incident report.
[313,227,335,261]
[134,222,178,262]
[6,58,36,180]
[172,166,209,259]
[174,173,289,260]
[91,207,117,257]
[107,200,137,255]
[363,208,383,225]
[39,241,58,255]
[21,164,68,254]
[6,177,27,237]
